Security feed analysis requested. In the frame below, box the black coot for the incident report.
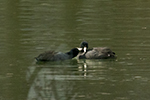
[35,48,80,61]
[78,41,116,59]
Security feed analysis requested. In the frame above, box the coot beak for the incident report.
[77,48,83,51]
[83,47,87,53]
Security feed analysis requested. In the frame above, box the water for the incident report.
[0,0,150,100]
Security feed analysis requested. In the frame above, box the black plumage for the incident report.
[78,41,116,59]
[35,48,80,61]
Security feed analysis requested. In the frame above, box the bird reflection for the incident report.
[26,59,113,100]
[78,60,88,77]
[77,58,115,81]
[26,64,78,100]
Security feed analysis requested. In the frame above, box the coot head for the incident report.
[80,41,89,52]
[80,41,88,48]
[66,48,80,58]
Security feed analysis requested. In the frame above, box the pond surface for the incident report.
[0,0,150,100]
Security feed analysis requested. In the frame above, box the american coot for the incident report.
[35,48,81,61]
[78,41,116,59]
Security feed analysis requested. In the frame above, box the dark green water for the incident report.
[0,0,150,100]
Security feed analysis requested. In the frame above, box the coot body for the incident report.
[78,41,116,59]
[36,48,80,61]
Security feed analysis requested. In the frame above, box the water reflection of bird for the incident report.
[35,48,80,61]
[77,41,116,59]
